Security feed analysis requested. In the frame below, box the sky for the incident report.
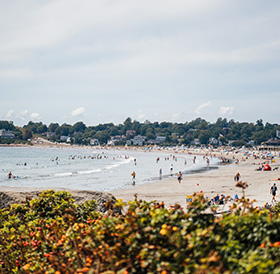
[0,0,280,127]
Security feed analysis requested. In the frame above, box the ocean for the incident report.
[0,146,219,191]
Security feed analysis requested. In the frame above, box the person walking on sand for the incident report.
[234,172,240,181]
[270,183,277,203]
[177,171,182,183]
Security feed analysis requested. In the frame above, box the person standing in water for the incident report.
[131,171,136,186]
[170,164,173,176]
[159,168,162,180]
[8,171,13,179]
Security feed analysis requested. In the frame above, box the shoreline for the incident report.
[1,144,280,209]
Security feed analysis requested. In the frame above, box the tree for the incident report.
[123,117,132,132]
[23,129,32,140]
[37,125,48,134]
[48,123,59,132]
[93,130,110,144]
[0,120,15,131]
[199,130,211,145]
[55,124,72,136]
[73,122,86,133]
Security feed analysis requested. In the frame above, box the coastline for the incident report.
[1,142,280,209]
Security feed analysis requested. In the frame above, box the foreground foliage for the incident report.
[1,190,280,273]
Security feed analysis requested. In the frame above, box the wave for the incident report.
[77,169,102,174]
[54,172,73,177]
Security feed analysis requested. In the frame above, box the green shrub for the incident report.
[1,191,280,273]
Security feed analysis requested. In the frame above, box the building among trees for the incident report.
[0,129,15,138]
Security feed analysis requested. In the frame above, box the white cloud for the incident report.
[5,109,14,119]
[30,112,41,121]
[71,107,86,117]
[195,101,212,115]
[21,110,29,117]
[218,106,234,116]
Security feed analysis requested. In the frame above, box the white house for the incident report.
[0,129,15,138]
[90,139,100,146]
[131,135,146,146]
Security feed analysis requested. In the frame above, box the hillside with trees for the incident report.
[0,118,279,147]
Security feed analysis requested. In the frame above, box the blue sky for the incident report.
[0,0,280,126]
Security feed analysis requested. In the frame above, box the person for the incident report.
[214,194,220,204]
[269,178,280,181]
[159,168,162,180]
[8,171,13,179]
[177,171,182,183]
[218,194,225,205]
[270,183,277,203]
[170,164,173,176]
[131,171,136,186]
[234,172,240,181]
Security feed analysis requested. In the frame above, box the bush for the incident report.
[1,191,280,273]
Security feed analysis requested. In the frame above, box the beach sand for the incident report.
[111,150,280,208]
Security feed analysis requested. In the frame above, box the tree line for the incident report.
[0,117,279,147]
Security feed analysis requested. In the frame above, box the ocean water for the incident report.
[0,147,219,191]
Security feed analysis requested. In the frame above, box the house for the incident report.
[259,138,280,151]
[0,129,15,138]
[60,135,69,141]
[209,138,219,146]
[148,135,166,145]
[131,135,146,146]
[90,139,100,146]
[276,130,280,139]
[156,136,166,143]
[264,138,280,146]
[42,132,55,138]
[107,136,124,145]
[191,139,201,146]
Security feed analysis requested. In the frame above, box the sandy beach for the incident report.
[111,149,280,208]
